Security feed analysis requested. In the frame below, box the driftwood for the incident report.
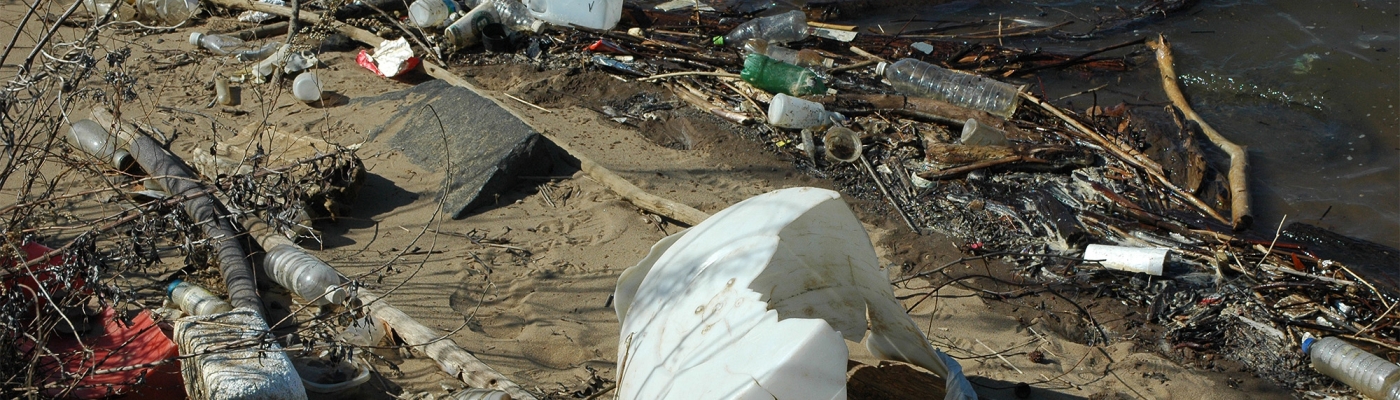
[917,143,1092,180]
[92,107,265,315]
[1148,35,1252,231]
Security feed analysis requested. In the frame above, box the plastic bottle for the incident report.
[740,53,827,97]
[876,58,1023,119]
[264,243,351,306]
[67,119,135,171]
[768,93,835,129]
[443,4,496,50]
[292,72,323,102]
[168,279,235,316]
[720,10,808,46]
[136,0,199,26]
[408,0,460,28]
[523,0,623,30]
[486,0,543,33]
[84,0,137,21]
[189,32,281,62]
[338,315,389,346]
[1304,336,1400,400]
[743,39,831,69]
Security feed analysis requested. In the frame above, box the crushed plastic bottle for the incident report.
[740,53,827,97]
[168,279,235,316]
[338,314,389,346]
[136,0,200,26]
[189,32,280,62]
[720,9,808,46]
[264,243,351,306]
[1305,336,1400,400]
[876,58,1023,119]
[237,0,285,23]
[743,39,832,69]
[486,0,543,33]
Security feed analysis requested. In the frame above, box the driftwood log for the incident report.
[1148,35,1252,231]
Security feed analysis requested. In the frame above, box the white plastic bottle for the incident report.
[443,3,496,50]
[67,119,135,171]
[523,0,622,30]
[876,58,1023,119]
[264,243,351,306]
[767,93,835,129]
[1305,336,1400,400]
[168,279,235,316]
[408,0,460,28]
[722,10,808,46]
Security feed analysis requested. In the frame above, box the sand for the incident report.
[0,9,1302,399]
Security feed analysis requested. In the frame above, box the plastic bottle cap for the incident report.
[875,61,888,76]
[188,32,203,46]
[167,279,184,295]
[1300,336,1316,355]
[323,286,349,305]
[711,36,725,46]
[529,19,545,32]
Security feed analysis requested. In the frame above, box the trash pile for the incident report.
[2,0,1396,398]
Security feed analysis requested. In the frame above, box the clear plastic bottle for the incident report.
[743,39,832,69]
[136,0,199,26]
[264,243,351,306]
[189,32,280,62]
[486,0,542,33]
[1305,336,1400,400]
[168,279,235,316]
[67,119,135,171]
[721,10,808,46]
[740,53,827,97]
[408,0,460,28]
[876,58,1023,119]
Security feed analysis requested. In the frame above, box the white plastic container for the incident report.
[67,119,135,171]
[408,0,460,27]
[1305,336,1400,400]
[168,279,234,316]
[523,0,622,30]
[959,118,1007,146]
[292,72,323,102]
[264,243,350,305]
[1082,244,1167,276]
[767,93,833,129]
[877,58,1023,119]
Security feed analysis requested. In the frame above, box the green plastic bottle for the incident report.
[740,53,828,97]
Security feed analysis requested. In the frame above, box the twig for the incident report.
[976,338,1024,374]
[860,154,920,234]
[1148,35,1252,230]
[639,71,741,82]
[503,92,553,114]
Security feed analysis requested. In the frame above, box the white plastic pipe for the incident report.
[1083,244,1168,276]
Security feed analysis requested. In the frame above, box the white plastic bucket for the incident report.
[523,0,622,30]
[1083,244,1167,276]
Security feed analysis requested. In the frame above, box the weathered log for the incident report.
[1148,35,1252,231]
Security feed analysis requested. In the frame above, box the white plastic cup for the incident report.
[1083,244,1167,276]
[292,72,323,102]
[408,0,456,27]
[768,93,831,129]
[960,118,1007,146]
[823,127,862,163]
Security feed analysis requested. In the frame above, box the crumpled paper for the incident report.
[356,38,418,78]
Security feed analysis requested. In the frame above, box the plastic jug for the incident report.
[523,0,622,30]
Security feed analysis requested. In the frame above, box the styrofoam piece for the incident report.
[174,307,307,400]
[1083,244,1168,276]
[614,187,977,400]
[959,118,1007,146]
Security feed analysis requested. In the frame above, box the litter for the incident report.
[356,38,419,78]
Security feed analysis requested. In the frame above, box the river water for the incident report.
[843,0,1400,249]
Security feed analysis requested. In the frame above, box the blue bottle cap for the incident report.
[1301,337,1317,355]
